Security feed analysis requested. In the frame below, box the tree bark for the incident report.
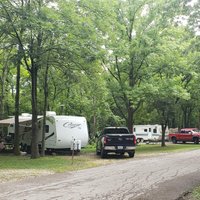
[41,63,49,157]
[161,124,166,147]
[14,50,22,156]
[127,101,134,133]
[31,65,40,158]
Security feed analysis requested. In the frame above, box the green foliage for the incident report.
[0,0,200,145]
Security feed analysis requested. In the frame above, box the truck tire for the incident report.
[96,149,100,156]
[172,137,177,144]
[128,151,135,158]
[101,149,107,158]
[193,137,199,144]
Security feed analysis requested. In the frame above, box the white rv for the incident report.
[133,124,169,143]
[44,112,89,151]
[7,112,89,152]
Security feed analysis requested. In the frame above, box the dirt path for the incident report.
[1,150,200,200]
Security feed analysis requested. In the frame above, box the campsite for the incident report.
[0,0,200,199]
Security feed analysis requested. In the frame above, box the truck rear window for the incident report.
[104,128,129,134]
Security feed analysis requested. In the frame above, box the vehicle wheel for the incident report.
[172,137,177,144]
[96,149,100,155]
[128,151,135,158]
[140,138,144,143]
[194,138,199,144]
[136,138,140,143]
[101,149,107,158]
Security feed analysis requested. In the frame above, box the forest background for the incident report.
[0,0,199,158]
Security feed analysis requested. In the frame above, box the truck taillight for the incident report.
[133,136,136,145]
[104,136,108,144]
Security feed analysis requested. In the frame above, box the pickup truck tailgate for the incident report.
[105,134,135,146]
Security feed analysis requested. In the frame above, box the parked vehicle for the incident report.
[168,128,200,144]
[133,124,169,143]
[96,127,136,158]
[3,111,89,152]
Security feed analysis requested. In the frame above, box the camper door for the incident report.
[45,118,56,148]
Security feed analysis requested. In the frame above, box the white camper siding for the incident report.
[52,116,88,149]
[134,125,163,142]
[45,117,57,148]
[5,113,89,151]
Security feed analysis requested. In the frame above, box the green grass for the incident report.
[192,186,200,200]
[0,154,100,173]
[0,143,200,173]
[82,142,200,155]
[81,143,96,153]
[136,143,200,154]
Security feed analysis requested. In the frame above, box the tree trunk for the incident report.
[31,65,40,159]
[127,101,134,133]
[14,54,21,156]
[161,124,166,147]
[41,63,49,157]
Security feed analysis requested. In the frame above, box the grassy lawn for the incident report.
[0,153,103,173]
[0,143,200,173]
[136,142,200,155]
[82,142,200,155]
[192,186,200,200]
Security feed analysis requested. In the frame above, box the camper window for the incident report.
[144,129,147,132]
[153,129,157,133]
[45,125,49,133]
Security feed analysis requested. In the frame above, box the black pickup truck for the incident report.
[96,127,136,158]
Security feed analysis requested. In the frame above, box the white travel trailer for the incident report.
[6,112,89,152]
[133,124,169,143]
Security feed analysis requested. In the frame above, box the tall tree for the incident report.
[99,0,184,132]
[1,0,60,158]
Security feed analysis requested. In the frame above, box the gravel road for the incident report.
[1,150,200,200]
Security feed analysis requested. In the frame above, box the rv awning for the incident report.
[0,118,32,125]
[0,116,43,126]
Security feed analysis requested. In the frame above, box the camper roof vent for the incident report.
[46,111,56,116]
[21,113,31,117]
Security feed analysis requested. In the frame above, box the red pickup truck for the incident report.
[169,128,200,144]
